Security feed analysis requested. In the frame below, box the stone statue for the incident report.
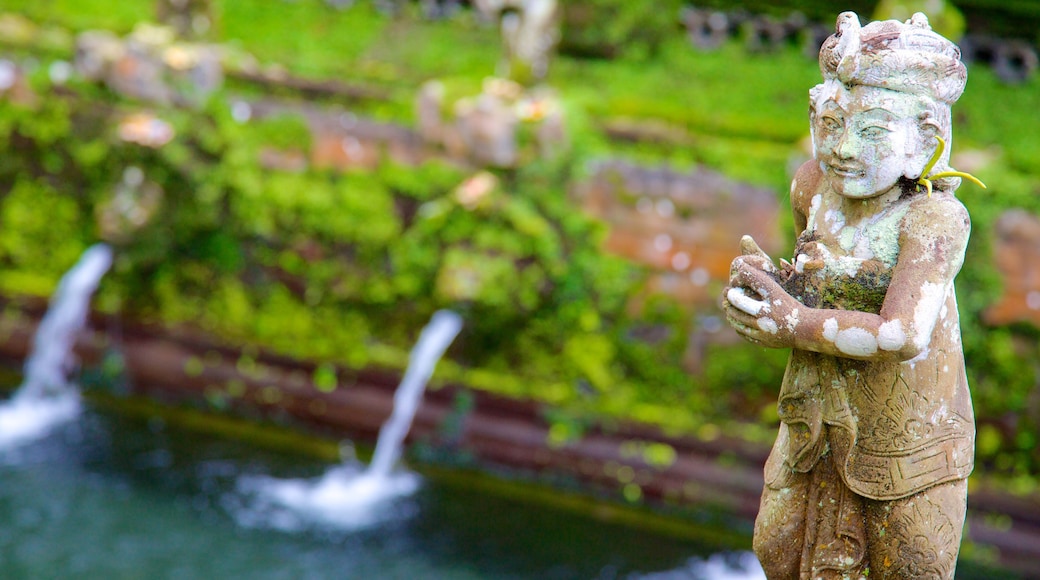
[723,12,985,579]
[472,0,559,85]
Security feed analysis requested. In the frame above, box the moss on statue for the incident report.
[821,277,888,314]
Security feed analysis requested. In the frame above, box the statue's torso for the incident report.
[767,188,975,500]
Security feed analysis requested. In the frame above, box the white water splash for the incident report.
[235,310,463,531]
[0,395,82,450]
[633,551,766,580]
[0,244,113,449]
[234,461,422,532]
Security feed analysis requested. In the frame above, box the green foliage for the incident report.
[560,0,685,59]
[1,0,152,33]
[700,341,789,416]
[379,160,465,201]
[359,15,499,84]
[873,0,966,40]
[690,0,877,21]
[4,1,1040,482]
[219,0,389,79]
[249,115,313,152]
[0,179,86,295]
[556,38,819,147]
[951,156,1040,474]
[952,0,1040,39]
[958,68,1040,175]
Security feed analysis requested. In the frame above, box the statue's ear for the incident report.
[910,113,943,174]
[920,122,940,142]
[917,111,942,142]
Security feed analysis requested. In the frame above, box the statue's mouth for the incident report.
[827,163,865,179]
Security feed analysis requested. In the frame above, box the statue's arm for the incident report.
[789,160,820,237]
[725,196,970,362]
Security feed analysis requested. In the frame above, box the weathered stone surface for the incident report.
[0,58,36,106]
[578,159,782,309]
[983,209,1040,327]
[308,111,427,171]
[416,80,445,144]
[75,24,223,108]
[156,0,214,39]
[258,147,308,173]
[224,81,561,174]
[415,78,566,169]
[453,92,519,167]
[116,112,175,148]
[472,0,559,84]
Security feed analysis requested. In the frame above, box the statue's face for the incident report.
[811,82,939,199]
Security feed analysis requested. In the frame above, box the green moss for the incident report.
[86,390,343,461]
[219,0,389,79]
[560,0,685,59]
[1,0,152,33]
[819,274,890,314]
[0,179,87,295]
[249,114,312,152]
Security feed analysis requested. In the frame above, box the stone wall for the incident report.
[984,210,1040,327]
[577,159,783,309]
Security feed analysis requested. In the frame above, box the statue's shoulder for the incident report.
[790,160,824,216]
[904,191,971,236]
[899,193,972,266]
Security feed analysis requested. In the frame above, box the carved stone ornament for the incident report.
[722,12,979,579]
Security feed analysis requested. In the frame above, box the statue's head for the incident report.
[809,12,966,198]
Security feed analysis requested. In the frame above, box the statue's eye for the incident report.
[860,125,890,139]
[820,115,842,131]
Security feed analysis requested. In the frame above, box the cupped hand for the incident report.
[723,258,799,349]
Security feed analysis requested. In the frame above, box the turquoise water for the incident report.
[0,406,758,579]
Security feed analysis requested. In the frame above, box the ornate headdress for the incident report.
[818,12,966,105]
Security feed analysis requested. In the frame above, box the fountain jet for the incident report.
[0,243,113,449]
[235,310,463,531]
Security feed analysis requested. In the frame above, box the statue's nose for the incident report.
[835,130,857,160]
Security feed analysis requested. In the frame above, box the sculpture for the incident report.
[74,24,223,108]
[723,12,984,579]
[472,0,559,85]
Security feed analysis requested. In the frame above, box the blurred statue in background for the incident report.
[723,12,984,579]
[74,23,222,108]
[472,0,559,85]
[156,0,215,39]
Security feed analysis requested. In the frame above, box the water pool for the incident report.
[0,405,761,579]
